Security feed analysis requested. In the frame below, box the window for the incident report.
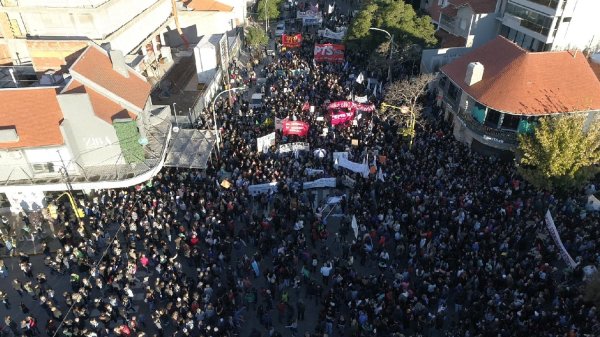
[501,113,520,130]
[505,3,554,36]
[471,102,487,124]
[32,163,55,174]
[484,109,501,128]
[562,17,571,22]
[526,0,559,10]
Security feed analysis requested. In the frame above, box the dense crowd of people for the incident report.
[0,4,599,337]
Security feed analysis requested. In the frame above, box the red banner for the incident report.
[282,34,303,48]
[282,120,310,136]
[327,101,376,112]
[331,111,355,125]
[314,43,345,62]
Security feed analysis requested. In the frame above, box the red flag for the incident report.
[282,34,303,48]
[331,111,355,125]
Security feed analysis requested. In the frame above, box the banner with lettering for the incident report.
[319,27,347,40]
[314,44,345,63]
[282,34,303,48]
[331,111,355,125]
[545,210,578,269]
[248,182,278,196]
[282,120,310,137]
[256,132,276,153]
[278,142,310,154]
[327,101,376,112]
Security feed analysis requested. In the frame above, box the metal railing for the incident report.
[0,109,172,187]
[456,107,519,145]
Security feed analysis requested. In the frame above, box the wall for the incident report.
[179,11,236,39]
[0,149,31,183]
[107,0,171,54]
[18,0,159,39]
[23,146,75,175]
[470,13,499,48]
[56,93,125,168]
[552,0,600,52]
[420,46,471,73]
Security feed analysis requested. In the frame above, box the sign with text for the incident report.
[282,34,303,48]
[314,44,345,63]
[282,120,310,137]
[328,101,376,112]
[331,111,355,125]
[278,142,310,154]
[256,132,276,153]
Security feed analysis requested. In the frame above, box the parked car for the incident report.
[275,22,285,37]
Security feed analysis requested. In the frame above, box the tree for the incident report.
[346,0,437,51]
[382,73,435,125]
[257,0,281,21]
[246,26,269,49]
[517,115,600,192]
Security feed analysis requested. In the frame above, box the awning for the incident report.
[164,129,216,169]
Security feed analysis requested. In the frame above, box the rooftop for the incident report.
[183,0,233,12]
[69,45,151,111]
[441,36,600,115]
[0,87,64,149]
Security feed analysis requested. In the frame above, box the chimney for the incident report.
[465,62,484,86]
[109,50,129,78]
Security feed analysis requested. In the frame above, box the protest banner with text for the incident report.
[282,120,310,137]
[314,44,345,63]
[282,34,303,48]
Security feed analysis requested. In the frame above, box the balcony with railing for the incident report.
[0,105,172,188]
[455,107,519,145]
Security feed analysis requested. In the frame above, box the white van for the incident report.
[250,93,264,109]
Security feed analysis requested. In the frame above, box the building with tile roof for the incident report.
[436,36,600,154]
[0,44,173,213]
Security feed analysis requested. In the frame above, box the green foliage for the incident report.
[257,0,281,21]
[246,26,269,48]
[346,0,437,51]
[517,115,600,192]
[114,121,145,164]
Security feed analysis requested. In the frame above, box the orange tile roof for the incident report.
[69,45,151,111]
[62,80,136,124]
[0,87,64,149]
[441,37,600,115]
[184,0,233,12]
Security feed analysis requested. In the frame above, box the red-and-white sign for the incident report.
[331,111,355,125]
[282,120,310,136]
[314,43,345,62]
[327,101,376,112]
[282,34,303,48]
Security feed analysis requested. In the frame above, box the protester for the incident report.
[0,5,598,337]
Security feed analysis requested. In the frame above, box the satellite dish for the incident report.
[172,126,180,133]
[138,137,149,146]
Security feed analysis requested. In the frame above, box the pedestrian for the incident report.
[12,279,23,297]
[297,299,305,321]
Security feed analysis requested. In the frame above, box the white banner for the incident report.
[305,168,325,176]
[319,28,346,40]
[333,151,349,168]
[341,175,356,188]
[545,210,578,269]
[297,10,321,19]
[327,195,344,204]
[248,182,278,196]
[338,157,369,178]
[354,95,368,103]
[278,142,310,154]
[351,215,358,238]
[303,178,337,190]
[256,132,276,153]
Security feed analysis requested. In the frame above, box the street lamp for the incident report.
[211,86,247,156]
[369,27,394,82]
[265,0,269,34]
[172,103,180,132]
